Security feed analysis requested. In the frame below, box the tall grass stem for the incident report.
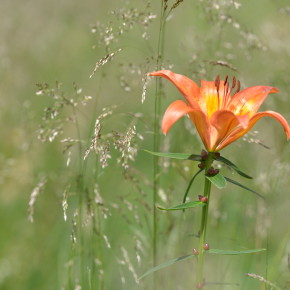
[153,1,167,287]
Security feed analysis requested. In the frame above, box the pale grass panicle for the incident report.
[246,273,281,290]
[94,183,104,206]
[94,184,111,220]
[62,185,69,221]
[113,124,138,170]
[141,73,149,104]
[36,82,93,144]
[134,236,145,265]
[91,2,156,50]
[90,48,122,79]
[120,247,139,284]
[71,209,78,244]
[84,106,116,167]
[28,177,47,223]
[103,234,111,249]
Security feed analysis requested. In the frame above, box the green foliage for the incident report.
[217,156,253,179]
[208,248,266,255]
[206,173,227,189]
[139,254,195,280]
[157,200,205,211]
[144,150,202,161]
[224,176,264,199]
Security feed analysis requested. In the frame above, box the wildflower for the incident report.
[149,70,290,152]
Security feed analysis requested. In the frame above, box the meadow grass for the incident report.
[0,0,290,289]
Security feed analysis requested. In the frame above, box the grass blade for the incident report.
[208,248,266,255]
[144,150,201,161]
[139,254,194,280]
[217,156,252,179]
[224,176,264,199]
[158,201,205,211]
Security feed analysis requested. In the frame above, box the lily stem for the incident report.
[196,152,214,288]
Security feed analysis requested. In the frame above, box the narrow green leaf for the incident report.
[143,150,201,161]
[208,248,266,255]
[206,173,227,189]
[224,176,264,199]
[182,168,204,204]
[139,254,194,280]
[217,156,252,179]
[158,201,205,211]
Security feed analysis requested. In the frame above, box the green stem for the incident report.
[196,153,214,287]
[182,168,204,204]
[153,0,166,274]
[71,105,86,287]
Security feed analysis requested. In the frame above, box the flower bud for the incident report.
[207,167,215,176]
[196,280,205,289]
[201,149,208,160]
[213,152,220,159]
[198,163,205,169]
[193,248,199,256]
[198,195,207,203]
[207,167,219,176]
[203,243,210,251]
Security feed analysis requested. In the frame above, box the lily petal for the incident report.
[161,100,212,150]
[216,110,290,151]
[210,110,250,150]
[149,70,201,109]
[162,100,195,135]
[229,86,279,116]
[188,110,212,151]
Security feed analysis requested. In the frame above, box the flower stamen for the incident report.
[214,75,220,108]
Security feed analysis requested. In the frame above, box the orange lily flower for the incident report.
[150,70,290,152]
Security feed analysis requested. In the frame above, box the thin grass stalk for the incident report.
[153,0,167,283]
[71,105,87,287]
[87,74,105,289]
[196,153,214,287]
[95,162,105,289]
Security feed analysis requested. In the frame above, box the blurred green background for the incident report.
[0,0,290,289]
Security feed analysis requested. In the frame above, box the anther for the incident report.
[214,75,220,88]
[236,80,241,93]
[224,75,228,86]
[232,76,236,89]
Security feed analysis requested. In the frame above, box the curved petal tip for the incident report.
[161,100,195,135]
[267,87,279,94]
